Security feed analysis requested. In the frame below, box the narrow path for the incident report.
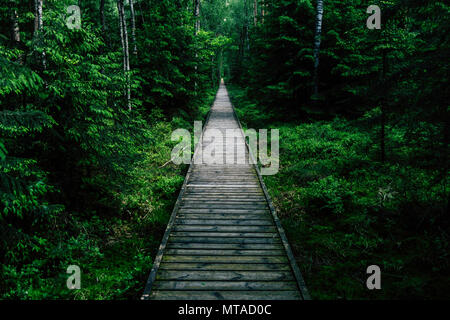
[142,83,309,300]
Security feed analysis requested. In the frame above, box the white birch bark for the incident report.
[34,0,46,70]
[130,0,137,55]
[313,0,324,96]
[194,0,200,35]
[11,10,20,43]
[117,0,131,110]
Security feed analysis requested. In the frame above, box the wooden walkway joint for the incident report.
[142,83,310,300]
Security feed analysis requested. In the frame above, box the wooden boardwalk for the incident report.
[142,83,310,300]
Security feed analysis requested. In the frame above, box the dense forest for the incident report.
[1,0,449,299]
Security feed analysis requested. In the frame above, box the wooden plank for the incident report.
[187,183,260,187]
[179,204,268,209]
[188,179,260,183]
[162,255,288,264]
[158,263,291,271]
[176,214,271,220]
[166,243,283,250]
[187,186,262,190]
[168,236,281,244]
[182,196,266,201]
[181,201,268,206]
[156,270,293,281]
[172,225,276,233]
[178,209,269,214]
[175,219,273,226]
[153,281,298,291]
[165,249,284,256]
[150,290,301,300]
[171,232,279,238]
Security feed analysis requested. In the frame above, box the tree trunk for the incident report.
[138,0,145,25]
[11,10,20,43]
[34,0,39,33]
[261,0,265,23]
[130,0,137,55]
[313,0,324,97]
[244,0,249,51]
[117,0,131,110]
[34,0,46,70]
[194,0,200,93]
[194,0,200,35]
[10,9,23,64]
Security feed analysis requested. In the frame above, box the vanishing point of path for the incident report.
[142,83,310,300]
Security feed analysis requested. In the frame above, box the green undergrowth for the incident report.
[1,90,215,299]
[1,116,185,299]
[227,84,450,300]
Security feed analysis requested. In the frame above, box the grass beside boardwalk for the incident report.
[227,84,450,300]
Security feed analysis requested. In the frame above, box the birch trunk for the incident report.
[117,0,131,110]
[261,0,265,23]
[245,0,250,51]
[130,0,137,55]
[11,10,20,43]
[313,0,324,97]
[194,0,200,93]
[194,0,200,35]
[11,9,23,64]
[34,0,46,70]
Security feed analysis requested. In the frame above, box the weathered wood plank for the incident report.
[153,281,298,291]
[156,270,294,281]
[175,219,272,226]
[166,243,283,250]
[168,236,281,244]
[162,255,288,264]
[176,214,271,220]
[150,290,301,300]
[179,203,268,209]
[182,196,267,201]
[171,232,279,238]
[181,200,267,204]
[172,225,276,233]
[178,209,269,214]
[158,263,292,271]
[165,249,285,256]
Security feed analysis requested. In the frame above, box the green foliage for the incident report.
[229,86,450,299]
[0,0,220,299]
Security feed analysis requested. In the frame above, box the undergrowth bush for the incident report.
[228,84,450,300]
